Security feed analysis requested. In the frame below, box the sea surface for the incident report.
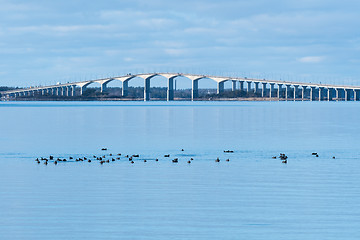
[0,101,359,240]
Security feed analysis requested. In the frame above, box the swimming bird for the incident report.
[88,160,91,163]
[101,148,107,151]
[172,158,178,163]
[49,156,54,160]
[144,160,147,162]
[54,161,57,165]
[155,159,159,161]
[131,161,134,164]
[187,160,191,164]
[332,156,336,159]
[282,160,287,164]
[226,159,230,162]
[215,158,220,162]
[164,154,170,157]
[181,149,184,151]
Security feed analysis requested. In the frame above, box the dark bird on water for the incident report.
[215,158,220,162]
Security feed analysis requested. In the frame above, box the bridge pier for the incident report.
[217,81,224,94]
[285,85,291,101]
[354,89,359,101]
[80,86,86,96]
[262,83,266,97]
[335,88,339,100]
[239,81,244,91]
[277,84,283,99]
[269,83,275,99]
[328,88,333,101]
[318,87,323,101]
[301,86,307,100]
[192,80,198,101]
[247,81,252,92]
[254,82,259,93]
[122,81,128,97]
[232,80,237,91]
[144,77,151,101]
[101,83,107,93]
[345,89,351,101]
[310,87,316,101]
[293,85,299,100]
[167,77,174,101]
[71,86,76,96]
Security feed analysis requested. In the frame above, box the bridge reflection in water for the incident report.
[2,72,360,101]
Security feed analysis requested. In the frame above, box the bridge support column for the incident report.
[335,88,339,100]
[217,81,224,94]
[310,87,316,101]
[345,89,350,101]
[254,82,259,93]
[66,86,71,96]
[122,81,128,97]
[293,85,299,100]
[144,77,151,101]
[80,86,86,96]
[302,86,307,100]
[277,84,283,99]
[261,83,266,97]
[354,90,359,101]
[167,77,174,101]
[239,81,244,91]
[192,80,198,101]
[285,85,291,101]
[71,86,76,96]
[269,83,275,99]
[232,80,237,91]
[101,83,107,93]
[247,81,252,92]
[328,88,333,101]
[318,87,323,101]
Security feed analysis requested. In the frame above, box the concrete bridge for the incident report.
[1,72,360,101]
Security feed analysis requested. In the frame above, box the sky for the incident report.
[1,0,360,88]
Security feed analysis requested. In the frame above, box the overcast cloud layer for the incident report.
[1,0,360,87]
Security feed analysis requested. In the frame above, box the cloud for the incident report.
[298,56,325,63]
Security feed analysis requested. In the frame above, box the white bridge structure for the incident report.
[1,72,360,101]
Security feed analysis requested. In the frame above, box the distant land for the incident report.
[1,86,271,101]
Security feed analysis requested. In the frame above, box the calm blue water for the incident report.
[1,101,360,239]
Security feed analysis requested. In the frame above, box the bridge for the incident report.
[1,72,360,101]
